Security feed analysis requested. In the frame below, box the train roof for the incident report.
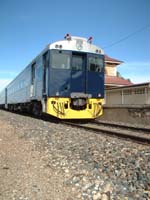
[45,35,104,55]
[28,35,104,66]
[27,35,104,68]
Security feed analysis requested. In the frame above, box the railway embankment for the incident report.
[100,105,150,127]
[0,110,150,200]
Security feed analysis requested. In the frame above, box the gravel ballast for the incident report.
[0,110,150,200]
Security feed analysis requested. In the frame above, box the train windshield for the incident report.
[51,50,104,72]
[72,53,83,71]
[88,56,104,72]
[51,51,71,69]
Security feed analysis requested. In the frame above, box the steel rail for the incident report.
[63,121,150,145]
[94,120,150,133]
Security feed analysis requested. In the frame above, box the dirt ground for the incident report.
[0,118,74,200]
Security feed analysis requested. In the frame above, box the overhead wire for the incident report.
[103,23,150,49]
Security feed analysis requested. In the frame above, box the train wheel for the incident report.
[32,102,42,117]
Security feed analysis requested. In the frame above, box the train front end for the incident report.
[47,35,105,119]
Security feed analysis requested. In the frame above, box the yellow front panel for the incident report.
[46,97,103,119]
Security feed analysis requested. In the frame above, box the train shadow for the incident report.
[0,108,95,125]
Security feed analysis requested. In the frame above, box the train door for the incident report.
[43,51,49,97]
[30,62,36,97]
[70,53,86,93]
[5,88,8,109]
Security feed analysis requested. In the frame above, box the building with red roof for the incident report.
[104,55,133,88]
[104,55,150,107]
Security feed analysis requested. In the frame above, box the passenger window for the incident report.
[72,55,83,71]
[88,57,103,72]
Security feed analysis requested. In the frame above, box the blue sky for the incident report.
[0,0,150,91]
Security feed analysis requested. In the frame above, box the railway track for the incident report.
[5,110,150,145]
[63,120,150,145]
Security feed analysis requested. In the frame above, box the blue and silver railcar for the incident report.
[0,34,105,119]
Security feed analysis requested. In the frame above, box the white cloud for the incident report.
[0,79,12,92]
[0,70,17,92]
